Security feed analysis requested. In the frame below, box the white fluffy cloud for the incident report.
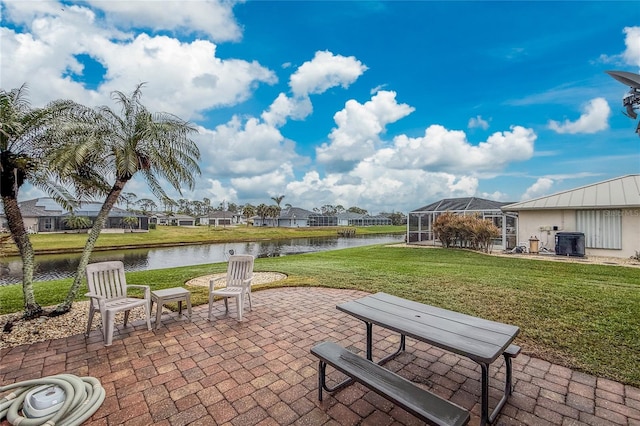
[622,26,640,67]
[1,1,275,117]
[468,115,490,130]
[289,51,367,97]
[521,178,554,201]
[316,91,415,172]
[200,118,301,178]
[287,169,479,213]
[262,51,368,127]
[548,98,611,134]
[261,93,313,127]
[84,0,242,42]
[389,125,536,172]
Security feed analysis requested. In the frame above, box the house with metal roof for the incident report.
[335,212,392,226]
[501,174,640,258]
[407,197,517,249]
[0,198,147,233]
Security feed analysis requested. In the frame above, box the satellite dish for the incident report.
[606,70,640,89]
[606,70,640,129]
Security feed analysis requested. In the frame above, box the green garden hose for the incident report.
[0,374,105,426]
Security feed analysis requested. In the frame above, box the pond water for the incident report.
[0,234,404,285]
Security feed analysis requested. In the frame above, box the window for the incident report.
[576,210,621,249]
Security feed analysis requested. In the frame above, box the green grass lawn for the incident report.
[1,244,639,387]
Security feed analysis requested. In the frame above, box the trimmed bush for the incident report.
[432,212,499,253]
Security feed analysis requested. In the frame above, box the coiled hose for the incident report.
[0,374,105,426]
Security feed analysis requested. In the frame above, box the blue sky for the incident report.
[2,1,639,214]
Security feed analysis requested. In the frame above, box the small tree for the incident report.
[1,84,90,318]
[123,216,139,230]
[256,203,268,226]
[242,204,255,227]
[52,84,200,315]
[347,206,368,215]
[138,198,157,215]
[432,212,457,248]
[267,205,281,227]
[433,212,499,253]
[119,192,137,210]
[62,214,91,232]
[271,195,285,207]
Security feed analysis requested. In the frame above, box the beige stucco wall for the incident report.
[514,208,640,258]
[24,218,38,232]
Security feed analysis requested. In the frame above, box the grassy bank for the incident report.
[2,225,405,254]
[1,244,639,386]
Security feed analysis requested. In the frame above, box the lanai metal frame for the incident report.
[407,197,518,250]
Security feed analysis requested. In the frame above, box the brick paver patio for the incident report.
[1,287,639,425]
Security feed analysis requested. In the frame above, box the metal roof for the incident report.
[8,198,136,217]
[279,207,315,219]
[502,174,640,211]
[411,197,512,213]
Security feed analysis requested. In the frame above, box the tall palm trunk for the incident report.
[53,178,128,314]
[1,195,41,318]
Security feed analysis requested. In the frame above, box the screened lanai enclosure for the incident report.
[407,197,518,250]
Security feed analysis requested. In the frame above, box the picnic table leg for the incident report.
[481,357,513,425]
[487,357,513,424]
[366,322,373,360]
[480,363,490,426]
[317,358,354,397]
[362,320,405,365]
[318,360,325,401]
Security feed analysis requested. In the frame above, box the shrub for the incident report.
[433,212,499,253]
[149,223,156,230]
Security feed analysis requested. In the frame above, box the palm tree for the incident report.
[122,215,139,231]
[271,195,285,207]
[119,192,137,210]
[52,84,200,314]
[0,84,89,318]
[161,197,177,213]
[62,214,91,231]
[267,204,282,227]
[138,198,157,215]
[256,203,268,226]
[242,204,255,227]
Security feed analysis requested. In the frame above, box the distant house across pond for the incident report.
[252,207,393,228]
[0,198,147,233]
[253,207,315,227]
[335,212,392,227]
[150,213,195,227]
[199,211,243,227]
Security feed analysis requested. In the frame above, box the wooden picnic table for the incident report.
[337,292,520,425]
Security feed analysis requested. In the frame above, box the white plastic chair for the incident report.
[208,255,254,321]
[85,261,151,346]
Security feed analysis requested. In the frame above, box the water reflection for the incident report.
[0,234,403,285]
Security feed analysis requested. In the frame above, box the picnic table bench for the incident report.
[312,292,520,425]
[312,341,470,426]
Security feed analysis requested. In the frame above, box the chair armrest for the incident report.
[85,292,107,310]
[85,292,105,301]
[127,284,150,299]
[209,277,225,290]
